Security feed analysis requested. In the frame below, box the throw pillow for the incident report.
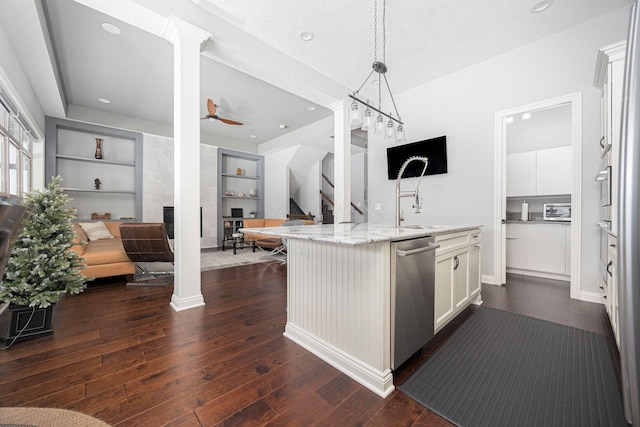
[78,221,115,241]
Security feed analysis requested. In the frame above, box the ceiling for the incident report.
[2,0,634,148]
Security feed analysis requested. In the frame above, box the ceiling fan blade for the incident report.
[218,117,244,126]
[207,99,217,116]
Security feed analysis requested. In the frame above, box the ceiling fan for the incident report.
[201,99,243,126]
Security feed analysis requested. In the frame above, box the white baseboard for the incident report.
[580,290,604,304]
[284,323,394,398]
[506,268,570,282]
[170,294,205,311]
[482,274,497,285]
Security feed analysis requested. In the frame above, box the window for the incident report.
[0,100,33,198]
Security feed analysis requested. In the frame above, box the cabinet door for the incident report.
[525,224,566,274]
[506,152,536,197]
[469,245,481,298]
[536,146,572,196]
[565,226,571,275]
[506,223,527,269]
[435,254,454,332]
[453,250,469,310]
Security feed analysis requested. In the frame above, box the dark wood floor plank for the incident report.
[0,263,615,426]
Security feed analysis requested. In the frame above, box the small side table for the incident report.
[222,234,256,255]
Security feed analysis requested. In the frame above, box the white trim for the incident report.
[170,294,205,311]
[482,274,497,285]
[284,323,395,398]
[506,269,570,282]
[494,92,582,299]
[580,291,604,304]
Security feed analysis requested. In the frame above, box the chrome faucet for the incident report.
[396,156,429,227]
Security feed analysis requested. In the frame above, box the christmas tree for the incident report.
[0,176,87,308]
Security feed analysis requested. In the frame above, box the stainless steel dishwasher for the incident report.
[391,236,439,369]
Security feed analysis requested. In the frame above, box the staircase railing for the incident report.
[321,173,364,215]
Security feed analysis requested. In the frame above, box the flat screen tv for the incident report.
[387,135,447,180]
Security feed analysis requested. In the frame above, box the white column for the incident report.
[163,17,211,311]
[329,99,352,223]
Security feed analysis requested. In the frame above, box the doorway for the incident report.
[493,93,582,300]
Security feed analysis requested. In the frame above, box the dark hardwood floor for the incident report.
[0,265,613,426]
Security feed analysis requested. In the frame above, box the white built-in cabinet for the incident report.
[506,146,572,197]
[434,229,481,333]
[594,41,625,344]
[506,223,570,278]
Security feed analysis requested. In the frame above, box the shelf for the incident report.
[63,187,135,194]
[221,196,260,200]
[221,173,260,180]
[56,154,135,167]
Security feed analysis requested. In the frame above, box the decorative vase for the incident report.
[236,167,242,176]
[249,189,257,197]
[3,304,54,343]
[95,138,103,159]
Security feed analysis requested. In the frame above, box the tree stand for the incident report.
[4,305,53,343]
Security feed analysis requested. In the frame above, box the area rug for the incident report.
[399,306,627,427]
[200,248,278,271]
[0,407,111,426]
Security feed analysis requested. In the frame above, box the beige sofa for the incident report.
[71,221,136,279]
[242,218,313,248]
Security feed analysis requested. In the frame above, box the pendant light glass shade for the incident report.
[349,100,362,124]
[396,124,406,142]
[374,114,385,134]
[384,118,395,139]
[361,107,373,131]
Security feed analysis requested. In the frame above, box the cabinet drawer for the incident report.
[436,229,480,254]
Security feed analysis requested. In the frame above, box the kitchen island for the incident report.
[240,223,482,397]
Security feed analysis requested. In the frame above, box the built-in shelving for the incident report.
[217,148,264,247]
[45,117,143,221]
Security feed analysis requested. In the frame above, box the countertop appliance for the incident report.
[543,203,571,221]
[391,236,439,369]
[618,1,640,422]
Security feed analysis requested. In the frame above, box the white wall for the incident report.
[506,103,572,154]
[367,7,630,292]
[142,134,218,248]
[0,20,46,188]
[264,145,298,218]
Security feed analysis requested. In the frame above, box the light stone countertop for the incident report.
[239,223,483,246]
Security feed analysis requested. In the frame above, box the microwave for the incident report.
[544,203,571,221]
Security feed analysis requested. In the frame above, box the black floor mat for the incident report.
[399,306,627,427]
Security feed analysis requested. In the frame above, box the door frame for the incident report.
[493,92,582,300]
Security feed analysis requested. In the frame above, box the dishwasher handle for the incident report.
[396,243,440,257]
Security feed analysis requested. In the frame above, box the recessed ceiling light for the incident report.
[521,112,532,120]
[98,97,111,104]
[101,22,122,35]
[249,134,257,139]
[300,31,314,41]
[506,116,514,123]
[371,79,380,85]
[307,105,316,111]
[531,0,553,13]
[279,124,288,129]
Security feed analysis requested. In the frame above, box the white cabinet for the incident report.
[536,147,572,195]
[506,223,570,279]
[607,234,619,346]
[525,224,566,274]
[434,229,482,333]
[506,152,536,197]
[506,223,527,269]
[506,147,571,197]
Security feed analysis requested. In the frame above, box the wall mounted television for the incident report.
[386,135,448,180]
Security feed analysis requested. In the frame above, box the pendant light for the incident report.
[348,0,405,142]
